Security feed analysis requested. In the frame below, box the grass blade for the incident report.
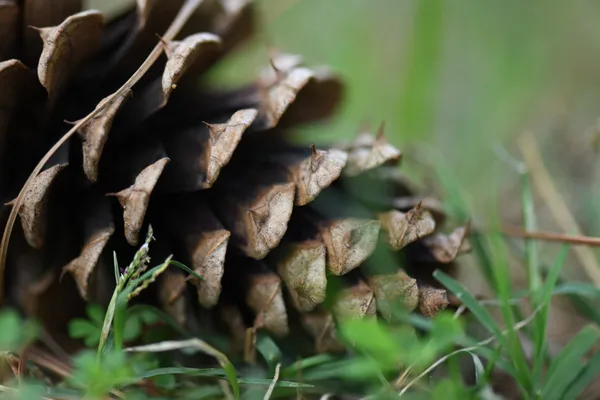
[488,232,533,394]
[467,351,501,399]
[170,260,204,281]
[125,338,240,399]
[542,325,600,400]
[532,244,569,387]
[256,334,282,374]
[282,354,337,377]
[113,251,119,285]
[434,271,504,340]
[238,377,311,388]
[521,171,541,296]
[562,351,600,399]
[133,367,224,380]
[553,282,600,298]
[541,245,571,305]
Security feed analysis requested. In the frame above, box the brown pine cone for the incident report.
[0,0,469,353]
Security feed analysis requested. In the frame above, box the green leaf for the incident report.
[86,304,106,326]
[542,325,600,400]
[123,315,142,342]
[68,319,101,347]
[0,310,37,352]
[70,350,132,398]
[133,307,160,325]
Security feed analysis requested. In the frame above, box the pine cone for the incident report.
[0,0,469,353]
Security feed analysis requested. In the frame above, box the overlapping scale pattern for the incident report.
[0,0,468,355]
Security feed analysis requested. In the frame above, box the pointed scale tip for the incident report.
[375,121,386,141]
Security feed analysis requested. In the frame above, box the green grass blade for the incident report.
[127,257,172,296]
[521,171,541,296]
[223,362,240,399]
[470,233,498,294]
[113,251,119,284]
[130,368,313,389]
[112,259,172,351]
[404,312,517,377]
[434,271,504,340]
[541,246,570,305]
[488,233,533,394]
[282,354,337,377]
[113,291,128,351]
[133,367,224,380]
[299,359,360,381]
[542,325,600,400]
[519,168,549,392]
[468,351,485,385]
[561,351,600,399]
[237,378,313,388]
[553,282,600,298]
[97,289,118,356]
[467,351,500,399]
[532,244,569,387]
[125,338,240,399]
[256,334,282,375]
[169,260,204,281]
[507,239,600,325]
[435,268,533,391]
